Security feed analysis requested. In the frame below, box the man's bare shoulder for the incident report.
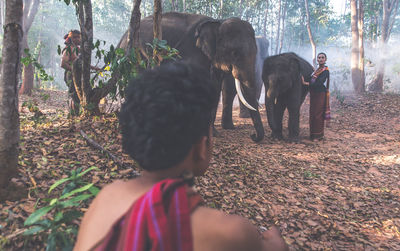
[74,179,143,251]
[192,206,264,251]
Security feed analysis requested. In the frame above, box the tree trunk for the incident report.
[270,9,274,55]
[19,0,40,96]
[350,0,362,92]
[275,0,281,55]
[263,0,269,37]
[183,0,186,12]
[304,0,316,67]
[0,0,3,28]
[358,0,365,92]
[71,0,103,116]
[0,0,23,201]
[170,0,176,11]
[127,0,142,54]
[219,0,223,19]
[369,0,398,92]
[153,0,162,65]
[278,0,287,54]
[19,38,34,95]
[388,0,399,36]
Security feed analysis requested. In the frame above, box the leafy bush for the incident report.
[23,166,99,251]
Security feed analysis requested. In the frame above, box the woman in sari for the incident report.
[302,52,330,140]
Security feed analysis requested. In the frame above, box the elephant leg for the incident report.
[287,105,300,141]
[211,68,224,136]
[286,91,302,141]
[221,74,236,129]
[272,102,285,140]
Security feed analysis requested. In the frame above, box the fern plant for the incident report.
[23,166,99,251]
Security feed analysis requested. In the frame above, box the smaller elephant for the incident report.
[262,52,313,141]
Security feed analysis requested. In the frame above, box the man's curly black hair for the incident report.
[119,62,218,171]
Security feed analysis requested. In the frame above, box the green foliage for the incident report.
[23,166,99,251]
[21,48,55,82]
[332,89,345,105]
[22,100,46,124]
[93,38,180,100]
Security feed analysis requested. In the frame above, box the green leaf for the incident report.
[57,45,62,55]
[59,184,94,200]
[35,219,52,228]
[54,211,64,222]
[23,226,45,236]
[59,194,93,208]
[60,210,82,223]
[24,205,54,226]
[49,198,58,206]
[46,233,57,251]
[115,48,125,56]
[77,166,99,178]
[49,176,72,194]
[88,186,100,196]
[62,182,77,195]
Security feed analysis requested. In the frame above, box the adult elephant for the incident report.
[221,36,269,128]
[262,52,313,141]
[118,12,264,142]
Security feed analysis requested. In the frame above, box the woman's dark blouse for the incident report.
[310,68,329,93]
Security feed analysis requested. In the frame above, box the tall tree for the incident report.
[0,0,4,29]
[263,0,269,37]
[170,0,176,11]
[19,0,40,96]
[153,0,162,64]
[126,0,142,54]
[350,0,363,93]
[358,0,366,92]
[278,0,287,54]
[0,0,23,200]
[304,0,317,68]
[275,0,281,54]
[369,0,399,92]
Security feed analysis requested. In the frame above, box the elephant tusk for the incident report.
[235,78,257,111]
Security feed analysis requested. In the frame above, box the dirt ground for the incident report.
[0,89,399,250]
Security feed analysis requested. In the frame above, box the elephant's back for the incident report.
[279,52,313,76]
[140,12,212,47]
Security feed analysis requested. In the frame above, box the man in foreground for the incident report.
[74,62,288,251]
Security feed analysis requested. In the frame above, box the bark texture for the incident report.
[304,0,316,67]
[350,0,362,93]
[369,0,399,92]
[0,0,23,199]
[358,0,365,93]
[153,0,162,64]
[19,0,40,96]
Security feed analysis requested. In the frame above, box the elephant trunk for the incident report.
[239,79,264,142]
[232,65,264,142]
[265,89,277,133]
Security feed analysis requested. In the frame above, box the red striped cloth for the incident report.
[92,178,202,251]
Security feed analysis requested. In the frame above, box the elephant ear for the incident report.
[195,20,221,60]
[289,58,301,82]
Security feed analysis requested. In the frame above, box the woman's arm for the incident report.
[61,49,72,71]
[310,70,329,87]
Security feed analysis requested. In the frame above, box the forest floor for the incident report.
[0,88,399,250]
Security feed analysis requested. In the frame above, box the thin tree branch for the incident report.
[80,130,140,177]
